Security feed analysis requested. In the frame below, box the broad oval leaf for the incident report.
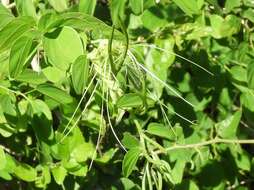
[0,146,6,170]
[42,66,66,83]
[48,0,68,12]
[129,0,143,15]
[43,26,84,71]
[15,0,37,18]
[9,35,36,78]
[109,0,127,27]
[72,142,94,162]
[146,122,174,140]
[52,165,67,185]
[36,84,73,104]
[122,147,142,177]
[117,93,143,108]
[122,132,140,149]
[16,69,47,85]
[172,0,203,16]
[210,14,241,39]
[14,163,37,182]
[0,17,35,53]
[218,110,242,139]
[29,99,54,142]
[72,54,89,94]
[39,12,124,40]
[79,0,97,15]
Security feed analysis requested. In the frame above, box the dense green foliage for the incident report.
[1,0,254,189]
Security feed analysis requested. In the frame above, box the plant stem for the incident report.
[155,138,254,154]
[143,135,166,153]
[0,85,31,103]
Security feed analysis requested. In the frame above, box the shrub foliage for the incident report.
[1,0,254,189]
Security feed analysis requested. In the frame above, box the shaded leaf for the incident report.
[72,54,89,94]
[0,3,14,30]
[0,17,35,53]
[172,0,203,16]
[52,165,67,185]
[110,0,127,26]
[129,0,143,15]
[79,0,97,15]
[14,163,37,182]
[0,147,6,170]
[36,84,73,104]
[15,0,37,18]
[16,69,47,85]
[122,147,142,177]
[117,93,143,108]
[48,0,68,12]
[122,132,140,149]
[9,35,36,78]
[146,123,176,141]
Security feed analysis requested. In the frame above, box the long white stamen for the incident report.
[128,50,195,108]
[133,43,214,76]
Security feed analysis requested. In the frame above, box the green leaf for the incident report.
[230,66,247,83]
[0,4,14,30]
[243,8,254,23]
[122,132,140,149]
[146,122,176,140]
[16,69,47,85]
[35,165,51,188]
[52,165,67,185]
[72,142,95,162]
[117,93,143,108]
[120,178,138,190]
[42,66,66,83]
[141,7,168,31]
[9,35,36,78]
[29,99,54,143]
[36,84,73,104]
[15,0,37,18]
[43,26,84,71]
[109,0,127,26]
[38,12,124,40]
[14,163,37,182]
[72,54,89,94]
[48,0,68,12]
[145,37,175,97]
[129,0,143,15]
[218,110,242,139]
[172,0,203,16]
[122,147,142,177]
[79,0,97,15]
[225,0,241,12]
[0,17,35,53]
[95,148,118,164]
[235,150,251,171]
[0,147,6,170]
[171,160,186,184]
[210,14,241,38]
[175,180,199,190]
[247,63,254,89]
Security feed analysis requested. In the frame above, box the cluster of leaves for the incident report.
[1,0,254,189]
